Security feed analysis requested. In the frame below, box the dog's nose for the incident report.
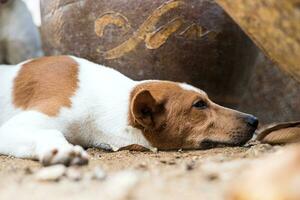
[244,115,258,128]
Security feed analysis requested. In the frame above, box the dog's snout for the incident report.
[244,115,258,128]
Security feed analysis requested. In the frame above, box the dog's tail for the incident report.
[257,121,300,144]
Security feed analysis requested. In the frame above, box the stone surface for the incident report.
[238,53,300,124]
[217,0,300,82]
[40,0,259,107]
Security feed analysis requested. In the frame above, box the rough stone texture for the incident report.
[216,0,300,82]
[0,0,43,64]
[40,0,259,107]
[238,53,300,124]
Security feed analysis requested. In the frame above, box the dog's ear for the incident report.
[131,89,164,129]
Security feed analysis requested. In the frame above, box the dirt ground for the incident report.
[0,143,281,200]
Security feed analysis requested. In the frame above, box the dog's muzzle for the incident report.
[198,115,259,150]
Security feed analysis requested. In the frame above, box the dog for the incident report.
[0,56,258,166]
[0,0,43,64]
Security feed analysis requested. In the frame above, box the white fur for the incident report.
[59,57,152,150]
[0,56,153,165]
[179,82,206,95]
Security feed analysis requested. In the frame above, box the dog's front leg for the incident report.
[0,111,88,166]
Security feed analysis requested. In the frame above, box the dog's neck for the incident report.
[92,80,154,151]
[62,62,154,151]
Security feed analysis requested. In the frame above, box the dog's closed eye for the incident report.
[193,100,208,109]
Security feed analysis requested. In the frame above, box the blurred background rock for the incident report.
[238,52,300,124]
[23,0,40,26]
[0,0,43,64]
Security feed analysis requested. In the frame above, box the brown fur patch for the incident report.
[13,56,79,116]
[129,81,204,149]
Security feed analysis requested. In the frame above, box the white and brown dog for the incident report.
[0,56,258,166]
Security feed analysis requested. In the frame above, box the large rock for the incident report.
[217,0,300,82]
[40,0,259,107]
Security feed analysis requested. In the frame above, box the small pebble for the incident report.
[168,160,176,165]
[160,160,167,164]
[185,161,196,171]
[160,160,176,165]
[103,170,141,199]
[206,173,219,181]
[24,167,34,175]
[136,162,148,169]
[35,165,66,181]
[92,167,107,180]
[66,167,82,181]
[150,147,158,153]
[192,156,198,161]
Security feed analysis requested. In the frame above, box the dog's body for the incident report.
[0,56,258,165]
[0,0,43,64]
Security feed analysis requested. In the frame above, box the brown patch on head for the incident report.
[129,81,258,150]
[13,56,79,116]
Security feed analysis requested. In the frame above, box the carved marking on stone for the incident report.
[179,23,209,40]
[94,0,210,59]
[103,0,184,59]
[145,17,184,49]
[94,12,131,37]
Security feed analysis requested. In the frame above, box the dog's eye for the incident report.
[193,100,208,109]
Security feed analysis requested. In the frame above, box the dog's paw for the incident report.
[40,145,89,166]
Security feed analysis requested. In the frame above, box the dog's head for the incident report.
[129,81,258,150]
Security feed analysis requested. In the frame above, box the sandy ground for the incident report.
[0,143,281,200]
